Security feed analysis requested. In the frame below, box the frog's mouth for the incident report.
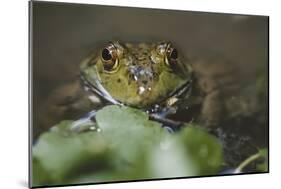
[166,79,192,100]
[80,71,122,106]
[80,71,192,110]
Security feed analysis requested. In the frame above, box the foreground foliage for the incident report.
[32,105,266,187]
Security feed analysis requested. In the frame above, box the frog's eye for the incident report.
[165,43,178,66]
[101,48,112,61]
[100,43,119,72]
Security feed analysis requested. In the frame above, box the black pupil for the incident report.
[170,49,178,60]
[102,48,112,61]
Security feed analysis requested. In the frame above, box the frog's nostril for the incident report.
[128,72,137,81]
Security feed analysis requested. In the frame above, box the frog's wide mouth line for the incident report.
[166,79,192,100]
[80,71,122,105]
[80,71,192,110]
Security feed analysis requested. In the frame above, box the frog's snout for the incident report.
[128,65,154,95]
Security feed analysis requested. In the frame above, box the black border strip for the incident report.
[28,1,33,188]
[267,15,270,175]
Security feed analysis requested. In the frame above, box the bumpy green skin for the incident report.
[80,42,192,109]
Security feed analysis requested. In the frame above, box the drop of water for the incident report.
[134,75,138,81]
[89,126,97,131]
[138,86,146,95]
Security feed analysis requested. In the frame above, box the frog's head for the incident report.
[80,41,192,109]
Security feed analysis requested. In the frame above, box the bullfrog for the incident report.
[39,41,193,133]
[80,41,192,110]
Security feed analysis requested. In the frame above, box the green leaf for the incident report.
[179,125,223,175]
[32,157,51,186]
[33,121,109,183]
[32,105,223,186]
[95,105,165,165]
[257,148,268,172]
[146,125,223,178]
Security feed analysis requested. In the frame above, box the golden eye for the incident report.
[165,43,178,66]
[100,43,119,72]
